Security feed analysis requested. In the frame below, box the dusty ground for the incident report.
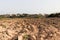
[0,18,60,40]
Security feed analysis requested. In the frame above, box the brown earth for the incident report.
[0,18,60,40]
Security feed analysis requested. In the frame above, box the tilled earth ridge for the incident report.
[0,18,60,40]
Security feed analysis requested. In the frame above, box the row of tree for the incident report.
[0,14,44,18]
[0,13,60,18]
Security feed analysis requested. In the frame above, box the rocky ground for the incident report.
[0,18,60,40]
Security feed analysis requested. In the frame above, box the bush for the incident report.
[45,13,60,18]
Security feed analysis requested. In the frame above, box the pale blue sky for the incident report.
[0,0,60,14]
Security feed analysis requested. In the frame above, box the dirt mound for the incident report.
[0,18,60,40]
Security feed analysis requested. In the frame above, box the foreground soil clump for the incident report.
[0,18,60,40]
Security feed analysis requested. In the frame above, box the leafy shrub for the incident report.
[23,34,29,40]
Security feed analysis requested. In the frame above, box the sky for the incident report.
[0,0,60,14]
